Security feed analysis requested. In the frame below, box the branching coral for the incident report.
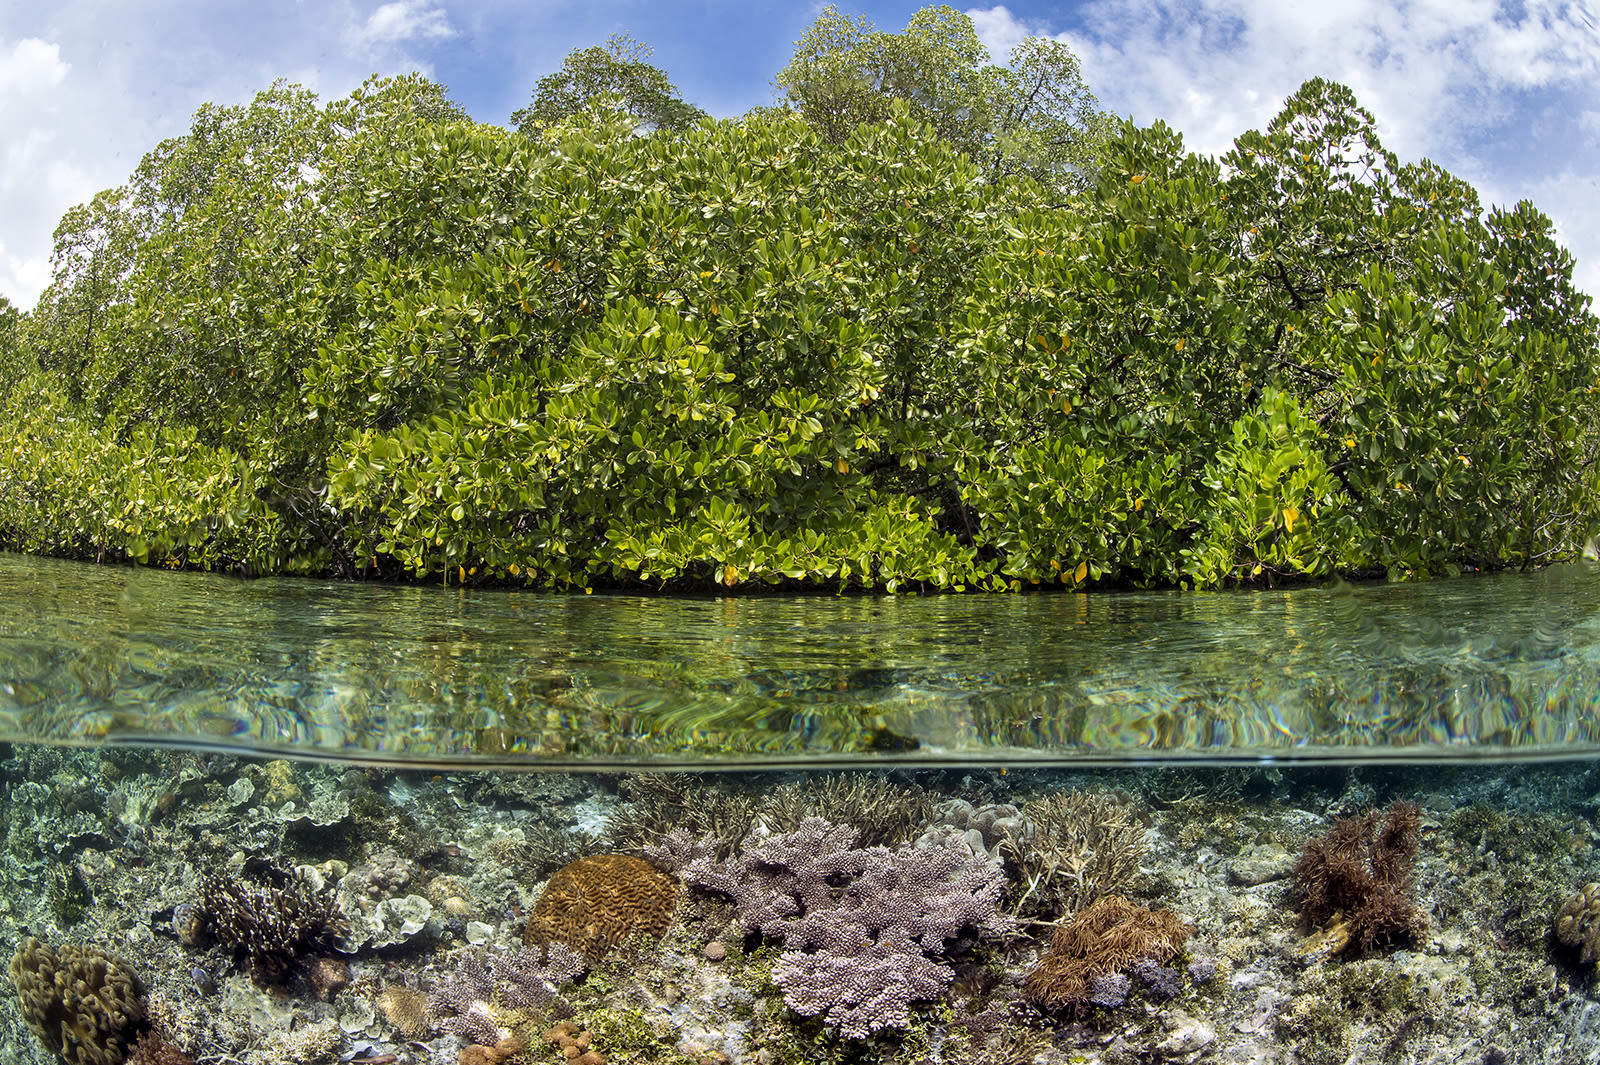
[758,775,937,847]
[427,945,585,1045]
[1021,895,1190,1013]
[1293,801,1427,953]
[193,863,348,986]
[650,816,1013,1039]
[603,774,758,860]
[9,938,149,1065]
[427,952,502,1046]
[1001,791,1148,921]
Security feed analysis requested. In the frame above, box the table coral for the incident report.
[650,816,1013,1039]
[8,938,149,1065]
[523,854,678,963]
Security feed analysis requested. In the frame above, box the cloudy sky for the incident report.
[2,1,1598,308]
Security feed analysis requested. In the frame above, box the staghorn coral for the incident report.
[193,863,348,986]
[759,774,936,847]
[1555,882,1600,963]
[1001,791,1147,921]
[603,774,758,861]
[524,854,678,963]
[1021,894,1190,1013]
[651,816,1013,1039]
[1293,801,1427,954]
[9,938,149,1065]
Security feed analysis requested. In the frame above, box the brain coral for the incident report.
[8,938,148,1065]
[1556,882,1600,962]
[524,855,678,962]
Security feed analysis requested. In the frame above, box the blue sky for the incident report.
[2,1,1598,307]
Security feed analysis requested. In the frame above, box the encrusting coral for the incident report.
[1555,882,1600,963]
[1293,801,1427,954]
[1021,895,1190,1013]
[524,854,679,963]
[649,815,1013,1039]
[9,938,149,1065]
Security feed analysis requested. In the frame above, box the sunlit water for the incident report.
[4,551,1600,768]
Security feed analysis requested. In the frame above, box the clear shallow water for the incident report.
[3,551,1600,768]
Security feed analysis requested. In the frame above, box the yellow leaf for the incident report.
[837,459,850,474]
[1130,174,1144,184]
[1283,506,1300,533]
[1073,561,1088,582]
[459,567,466,582]
[509,563,520,576]
[1252,564,1263,575]
[1060,399,1072,414]
[1134,497,1143,511]
[1175,338,1185,352]
[723,565,738,586]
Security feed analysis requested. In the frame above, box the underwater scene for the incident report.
[5,556,1600,1064]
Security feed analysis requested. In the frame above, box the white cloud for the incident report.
[968,5,1033,64]
[966,0,1600,297]
[0,36,67,101]
[349,1,457,50]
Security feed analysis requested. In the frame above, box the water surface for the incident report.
[3,552,1599,767]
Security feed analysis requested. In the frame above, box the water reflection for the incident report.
[4,552,1600,767]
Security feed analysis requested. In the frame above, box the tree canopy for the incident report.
[0,58,1594,590]
[511,34,706,136]
[775,5,1111,194]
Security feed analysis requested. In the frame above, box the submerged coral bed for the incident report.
[2,745,1599,1064]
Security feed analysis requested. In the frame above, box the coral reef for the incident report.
[124,1033,194,1065]
[604,775,759,861]
[1001,791,1148,920]
[652,816,1012,1039]
[524,855,679,963]
[758,775,936,847]
[375,984,432,1038]
[1021,895,1190,1013]
[1293,801,1427,954]
[1556,882,1600,962]
[544,1020,606,1065]
[9,938,149,1065]
[491,944,584,1013]
[914,799,1026,859]
[192,862,348,986]
[459,1036,525,1065]
[428,952,503,1045]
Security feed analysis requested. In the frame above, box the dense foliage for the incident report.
[775,5,1110,196]
[0,63,1594,590]
[510,34,706,136]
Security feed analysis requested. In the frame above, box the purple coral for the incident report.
[490,945,582,1016]
[773,941,952,1040]
[650,816,1014,1039]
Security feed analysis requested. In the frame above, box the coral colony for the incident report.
[4,760,1599,1063]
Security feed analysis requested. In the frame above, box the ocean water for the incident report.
[3,552,1600,1064]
